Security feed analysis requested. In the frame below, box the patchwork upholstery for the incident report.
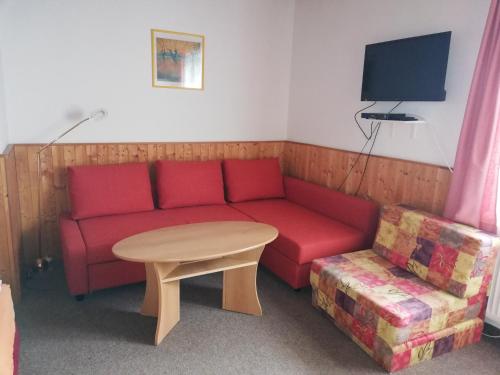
[311,205,499,372]
[313,284,483,372]
[311,250,485,347]
[373,205,499,298]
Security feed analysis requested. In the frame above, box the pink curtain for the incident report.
[444,0,500,233]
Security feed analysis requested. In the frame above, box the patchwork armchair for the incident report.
[310,205,499,372]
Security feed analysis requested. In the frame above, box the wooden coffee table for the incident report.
[112,221,278,345]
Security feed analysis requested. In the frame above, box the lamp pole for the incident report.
[34,109,107,270]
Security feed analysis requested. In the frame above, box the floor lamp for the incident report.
[35,109,107,270]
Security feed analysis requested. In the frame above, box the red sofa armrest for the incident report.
[60,213,88,295]
[284,176,379,247]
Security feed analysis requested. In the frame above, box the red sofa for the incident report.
[60,158,379,298]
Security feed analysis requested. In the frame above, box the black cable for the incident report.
[355,121,381,195]
[343,101,404,193]
[338,101,379,190]
[339,103,379,190]
[337,125,373,191]
[388,100,403,114]
[354,101,377,140]
[354,102,402,195]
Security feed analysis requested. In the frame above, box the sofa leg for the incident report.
[75,294,85,301]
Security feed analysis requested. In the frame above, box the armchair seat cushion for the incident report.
[231,199,365,264]
[311,250,484,347]
[79,210,185,265]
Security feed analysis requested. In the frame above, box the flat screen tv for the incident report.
[361,31,451,101]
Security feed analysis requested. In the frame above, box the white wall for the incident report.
[287,0,490,166]
[0,1,8,153]
[0,0,294,144]
[0,58,8,153]
[0,0,491,166]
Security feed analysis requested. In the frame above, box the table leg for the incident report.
[141,263,158,317]
[153,262,180,346]
[222,246,264,316]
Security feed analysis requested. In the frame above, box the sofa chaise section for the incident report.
[223,160,379,289]
[231,175,379,289]
[231,197,368,289]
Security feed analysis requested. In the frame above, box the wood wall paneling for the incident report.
[10,141,450,271]
[14,142,285,264]
[283,141,451,215]
[0,146,22,302]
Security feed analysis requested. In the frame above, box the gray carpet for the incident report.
[16,264,500,375]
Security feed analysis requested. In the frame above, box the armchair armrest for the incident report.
[60,213,88,295]
[284,176,379,246]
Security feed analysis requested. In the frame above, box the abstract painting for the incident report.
[151,29,204,89]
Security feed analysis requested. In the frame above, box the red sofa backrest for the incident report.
[155,160,225,209]
[284,176,379,246]
[223,158,285,202]
[68,162,154,220]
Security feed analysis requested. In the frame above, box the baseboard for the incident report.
[485,316,500,330]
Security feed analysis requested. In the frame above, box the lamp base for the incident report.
[32,256,53,273]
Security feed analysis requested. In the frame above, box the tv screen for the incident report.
[361,31,451,101]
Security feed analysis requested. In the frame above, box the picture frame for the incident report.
[151,29,205,90]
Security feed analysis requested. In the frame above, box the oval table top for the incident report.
[112,221,278,263]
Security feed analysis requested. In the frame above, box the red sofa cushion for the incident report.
[284,176,379,246]
[260,245,312,289]
[88,261,146,292]
[60,214,89,295]
[78,210,185,264]
[165,204,252,224]
[231,199,365,264]
[156,160,225,209]
[79,205,250,265]
[223,158,284,202]
[68,163,154,220]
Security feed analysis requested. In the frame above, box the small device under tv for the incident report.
[361,113,418,121]
[361,31,451,102]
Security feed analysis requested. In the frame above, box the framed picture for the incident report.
[151,29,204,90]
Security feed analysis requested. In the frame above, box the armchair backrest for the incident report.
[373,205,499,298]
